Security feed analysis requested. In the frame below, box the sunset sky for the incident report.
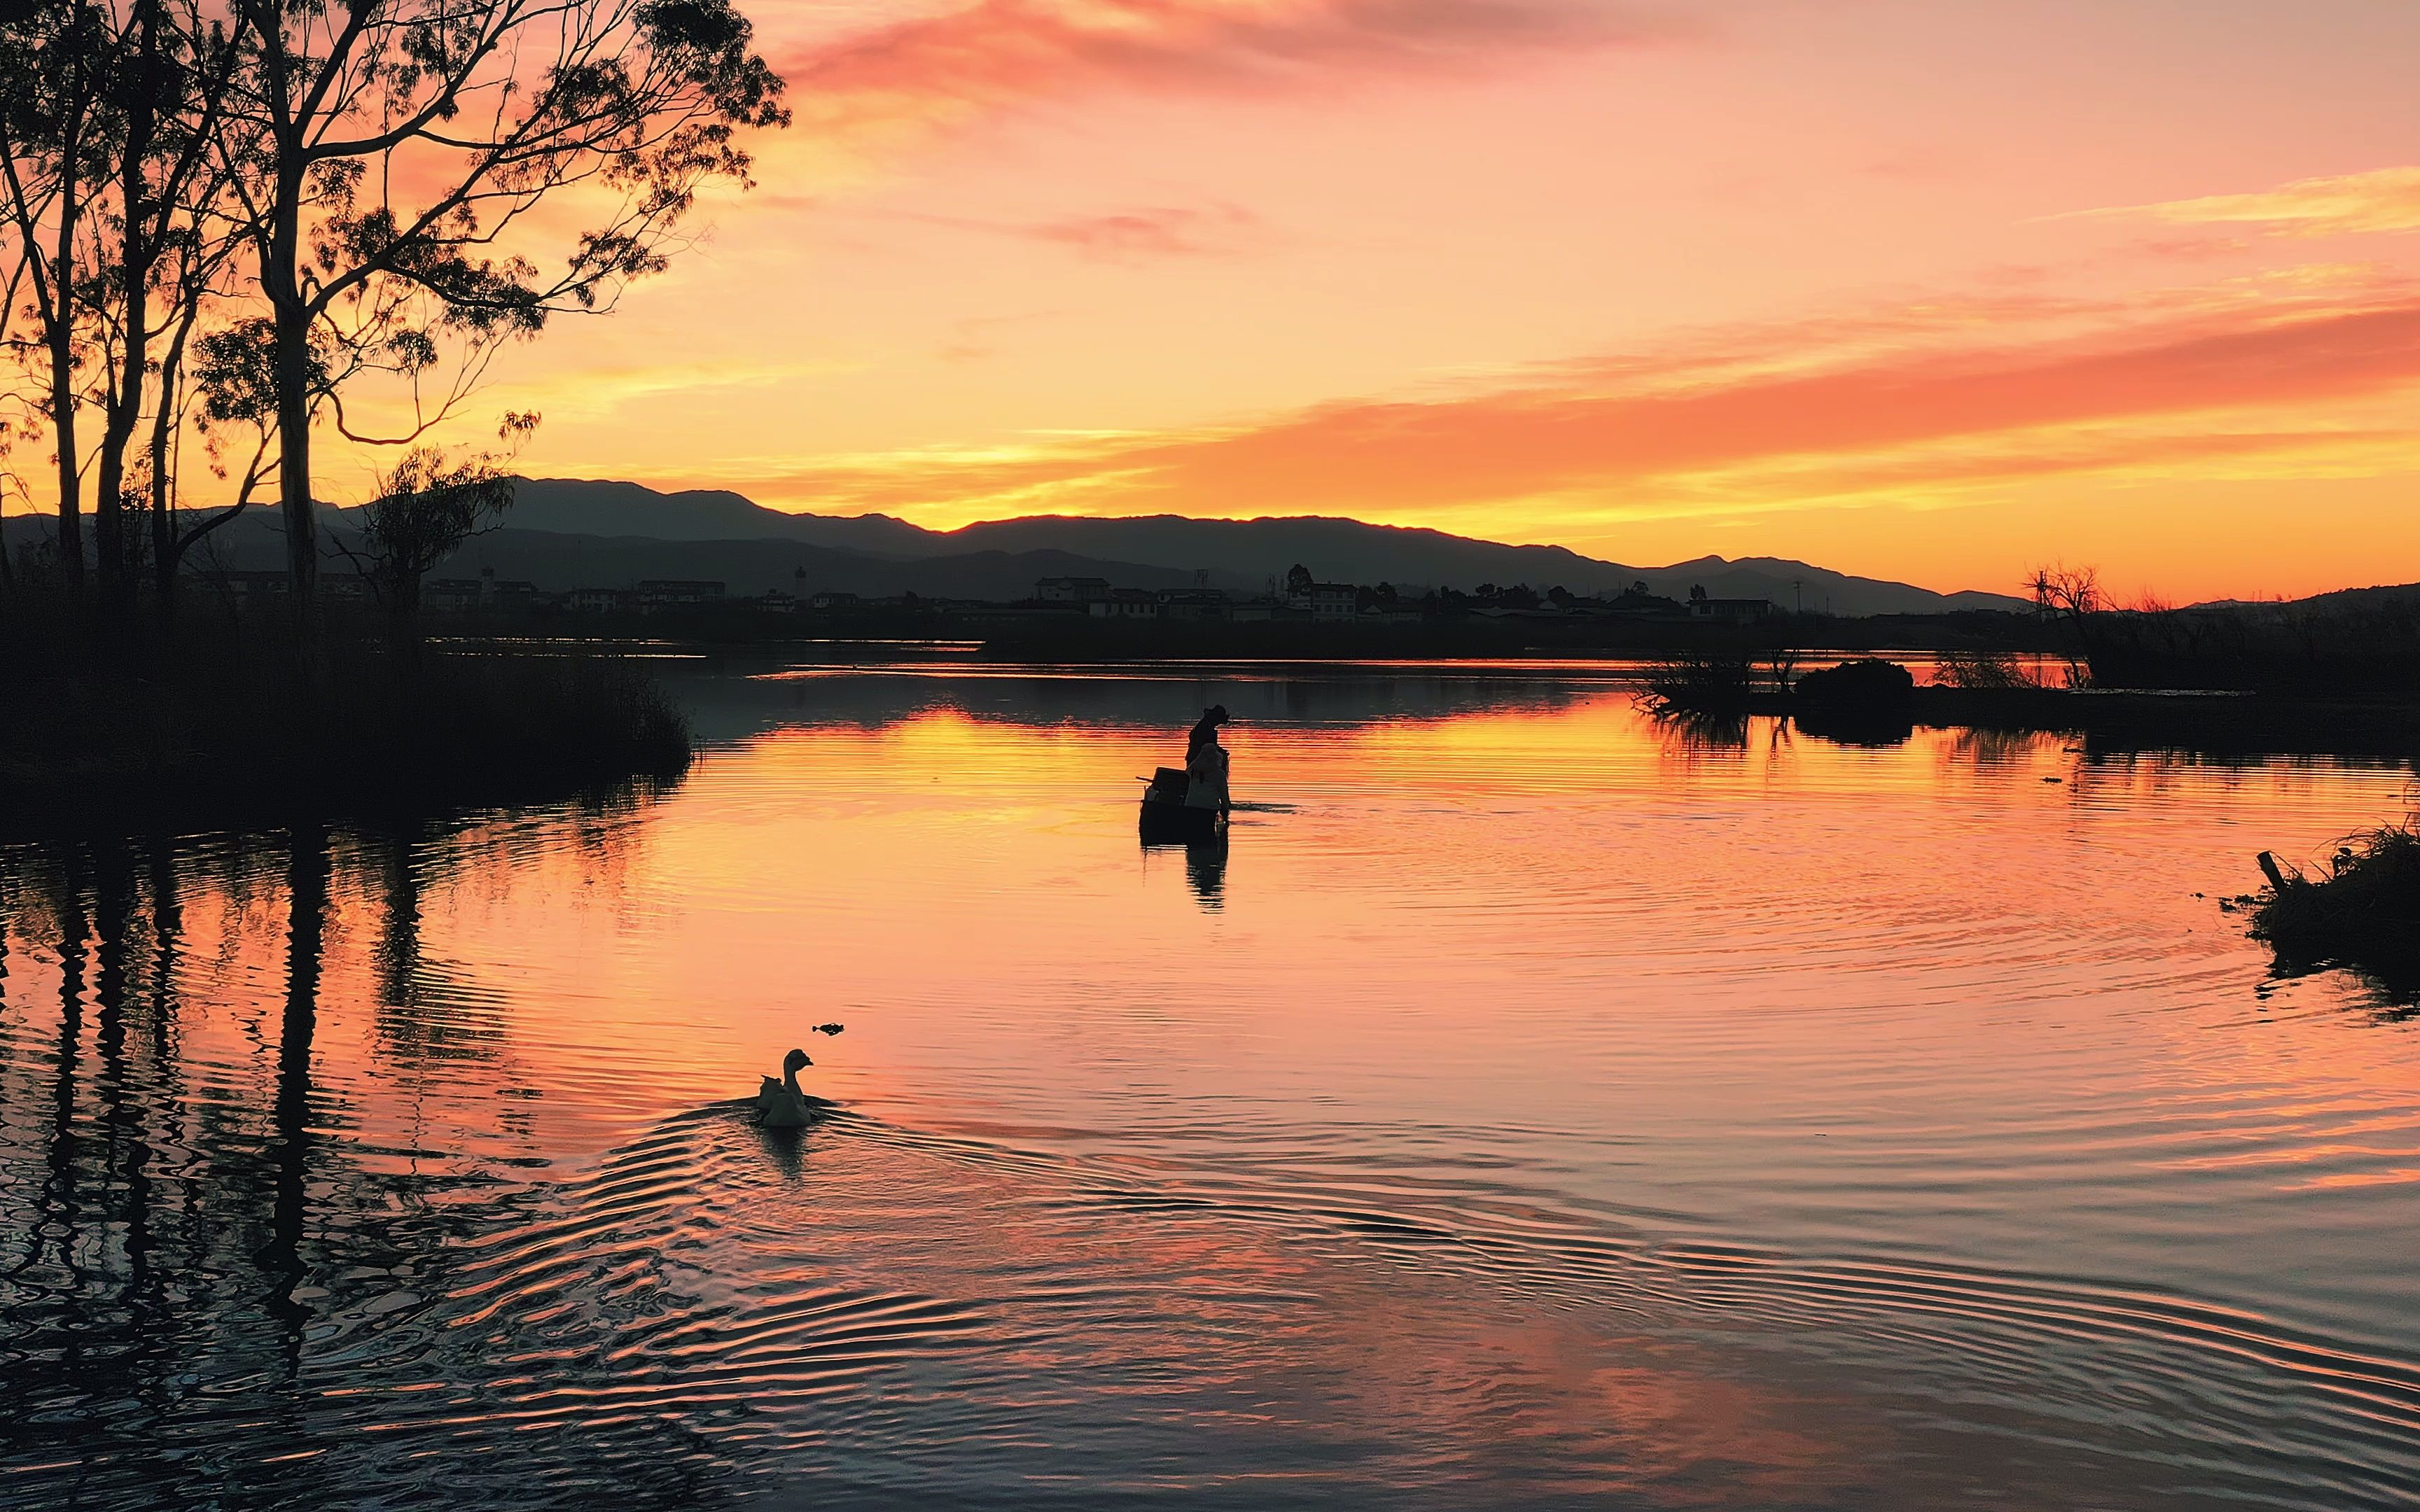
[111,1,2420,599]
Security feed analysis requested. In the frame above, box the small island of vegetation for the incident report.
[2247,825,2420,990]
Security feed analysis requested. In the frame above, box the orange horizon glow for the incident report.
[11,1,2420,603]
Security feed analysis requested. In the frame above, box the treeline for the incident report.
[0,0,786,638]
[2030,566,2420,695]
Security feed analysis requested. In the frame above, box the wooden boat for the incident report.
[1139,766,1225,843]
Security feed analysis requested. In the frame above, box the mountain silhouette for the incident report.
[445,478,2036,614]
[5,475,2046,614]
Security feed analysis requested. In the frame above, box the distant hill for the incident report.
[417,531,1230,601]
[2244,582,2420,615]
[47,511,1230,601]
[456,479,2038,615]
[463,478,936,557]
[3,479,2040,614]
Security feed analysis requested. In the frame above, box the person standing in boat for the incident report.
[1187,704,1229,760]
[1185,707,1231,816]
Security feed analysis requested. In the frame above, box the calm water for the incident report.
[4,662,2417,1510]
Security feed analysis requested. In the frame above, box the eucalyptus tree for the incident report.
[89,0,258,614]
[0,0,256,612]
[219,0,788,624]
[0,0,114,592]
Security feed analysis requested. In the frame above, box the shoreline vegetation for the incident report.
[2248,825,2420,989]
[1622,564,2420,757]
[1,596,691,839]
[1639,668,2420,757]
[9,550,2419,838]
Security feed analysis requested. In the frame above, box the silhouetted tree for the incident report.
[88,0,253,617]
[344,426,530,646]
[2028,564,2102,622]
[0,0,111,593]
[1286,563,1313,596]
[0,0,256,614]
[223,0,788,626]
[2027,564,2104,686]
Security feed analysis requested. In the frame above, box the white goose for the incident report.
[756,1048,816,1128]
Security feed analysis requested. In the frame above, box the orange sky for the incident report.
[36,0,2420,601]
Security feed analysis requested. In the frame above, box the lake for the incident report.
[4,659,2416,1510]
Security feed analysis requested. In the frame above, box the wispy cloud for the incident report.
[882,202,1265,262]
[2074,166,2420,237]
[1022,204,1261,262]
[779,0,1695,134]
[695,272,2420,529]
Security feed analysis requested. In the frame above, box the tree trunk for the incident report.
[95,0,160,621]
[387,568,424,667]
[148,355,179,616]
[269,183,315,635]
[48,228,81,595]
[151,278,202,617]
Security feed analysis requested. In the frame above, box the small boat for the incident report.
[1139,766,1224,843]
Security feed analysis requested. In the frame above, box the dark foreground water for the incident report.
[4,662,2418,1510]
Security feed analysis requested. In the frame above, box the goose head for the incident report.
[783,1047,812,1088]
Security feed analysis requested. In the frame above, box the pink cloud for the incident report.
[780,0,1693,130]
[1022,204,1260,261]
[734,283,2420,518]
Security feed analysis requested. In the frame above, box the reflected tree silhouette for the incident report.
[0,818,754,1509]
[265,824,328,1356]
[1650,707,1752,757]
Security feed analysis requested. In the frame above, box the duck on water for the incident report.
[1141,705,1232,842]
[756,1047,823,1128]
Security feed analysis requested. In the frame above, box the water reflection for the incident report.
[0,806,785,1509]
[1141,831,1230,911]
[1790,705,1916,748]
[4,669,2420,1509]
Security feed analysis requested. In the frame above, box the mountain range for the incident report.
[6,476,2049,615]
[381,478,2037,615]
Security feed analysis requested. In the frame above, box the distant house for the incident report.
[569,587,630,614]
[1688,597,1772,623]
[214,569,375,603]
[1036,575,1111,604]
[214,569,290,600]
[756,591,799,613]
[1090,588,1161,619]
[807,591,859,611]
[1286,582,1358,622]
[428,567,538,612]
[426,578,486,612]
[636,579,725,612]
[1155,588,1230,621]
